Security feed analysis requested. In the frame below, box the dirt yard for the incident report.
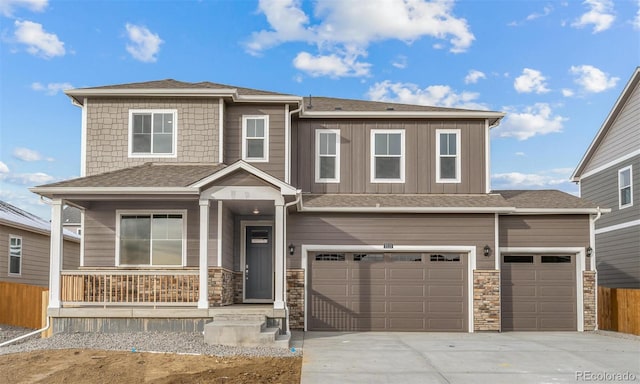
[0,349,301,383]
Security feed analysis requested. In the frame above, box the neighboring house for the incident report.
[0,201,80,288]
[63,206,82,236]
[572,67,640,289]
[31,79,604,345]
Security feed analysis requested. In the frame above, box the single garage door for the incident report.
[309,251,467,331]
[501,254,577,331]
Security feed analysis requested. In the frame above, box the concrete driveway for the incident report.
[299,331,640,384]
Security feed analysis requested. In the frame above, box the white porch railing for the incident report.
[60,269,199,307]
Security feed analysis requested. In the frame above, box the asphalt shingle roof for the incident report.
[73,79,292,96]
[302,96,484,113]
[301,193,512,208]
[0,200,79,238]
[494,190,600,209]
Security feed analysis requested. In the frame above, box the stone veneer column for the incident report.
[286,269,305,330]
[583,271,597,331]
[473,270,501,331]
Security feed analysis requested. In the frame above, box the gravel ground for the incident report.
[0,324,301,358]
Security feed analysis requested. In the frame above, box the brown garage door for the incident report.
[309,252,467,331]
[501,254,576,331]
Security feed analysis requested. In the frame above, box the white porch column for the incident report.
[274,202,285,309]
[49,199,64,309]
[198,200,210,309]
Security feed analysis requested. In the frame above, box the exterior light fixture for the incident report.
[252,208,260,215]
[483,245,491,257]
[586,246,593,257]
[288,243,295,256]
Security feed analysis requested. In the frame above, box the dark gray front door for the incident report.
[245,226,273,301]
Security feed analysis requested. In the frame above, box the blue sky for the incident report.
[0,0,638,219]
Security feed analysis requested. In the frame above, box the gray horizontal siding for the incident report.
[585,82,640,172]
[292,118,487,194]
[83,200,218,267]
[0,224,79,287]
[286,213,495,270]
[581,155,640,229]
[595,225,640,288]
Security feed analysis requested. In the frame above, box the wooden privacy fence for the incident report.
[598,286,640,336]
[0,281,49,331]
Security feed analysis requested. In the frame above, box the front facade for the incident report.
[32,80,602,339]
[573,67,640,289]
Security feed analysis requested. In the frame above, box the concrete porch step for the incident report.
[203,317,290,349]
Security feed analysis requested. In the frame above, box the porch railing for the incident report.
[60,269,199,307]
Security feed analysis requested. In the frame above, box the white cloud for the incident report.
[367,80,489,110]
[247,0,474,78]
[514,68,550,94]
[464,69,486,84]
[570,65,619,93]
[492,170,571,188]
[5,172,55,185]
[125,23,163,63]
[571,0,615,33]
[12,147,53,162]
[494,103,567,140]
[561,88,575,97]
[515,152,526,156]
[509,5,553,26]
[13,20,65,59]
[634,0,640,29]
[391,55,407,69]
[0,161,9,173]
[293,50,371,78]
[31,81,73,95]
[0,0,47,17]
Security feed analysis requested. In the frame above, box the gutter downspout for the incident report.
[591,206,603,330]
[0,316,50,348]
[286,104,303,184]
[282,191,302,336]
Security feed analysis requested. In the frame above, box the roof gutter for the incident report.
[30,186,198,198]
[508,208,612,215]
[300,110,505,123]
[298,203,516,214]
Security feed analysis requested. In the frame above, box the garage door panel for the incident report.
[309,251,467,331]
[501,254,576,331]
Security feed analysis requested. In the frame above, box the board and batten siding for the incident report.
[499,215,591,269]
[595,226,640,288]
[82,201,219,267]
[85,98,220,176]
[584,81,640,173]
[581,155,640,229]
[0,224,79,287]
[291,119,487,194]
[286,213,495,270]
[224,104,286,181]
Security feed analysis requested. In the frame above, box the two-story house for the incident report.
[32,79,604,346]
[572,67,640,289]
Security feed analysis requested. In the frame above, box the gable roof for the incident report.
[70,79,292,96]
[572,67,640,181]
[0,200,79,240]
[495,190,605,212]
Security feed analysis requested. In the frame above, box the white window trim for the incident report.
[242,115,269,162]
[618,165,633,210]
[8,235,22,276]
[128,109,178,158]
[115,210,188,267]
[436,129,461,183]
[315,129,341,183]
[370,129,405,183]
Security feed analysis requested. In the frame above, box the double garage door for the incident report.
[501,254,577,331]
[308,251,467,331]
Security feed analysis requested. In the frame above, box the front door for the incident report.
[244,226,273,301]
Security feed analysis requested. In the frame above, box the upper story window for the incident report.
[8,235,22,275]
[436,129,461,183]
[371,130,405,183]
[117,211,186,266]
[316,129,340,183]
[129,110,177,157]
[619,165,633,209]
[242,116,269,162]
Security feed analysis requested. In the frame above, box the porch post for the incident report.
[198,200,210,309]
[49,199,64,309]
[274,202,285,309]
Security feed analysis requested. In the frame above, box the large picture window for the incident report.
[619,165,633,209]
[371,130,405,182]
[242,116,269,162]
[118,212,185,266]
[129,110,177,156]
[315,129,340,183]
[436,129,461,183]
[8,235,21,275]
